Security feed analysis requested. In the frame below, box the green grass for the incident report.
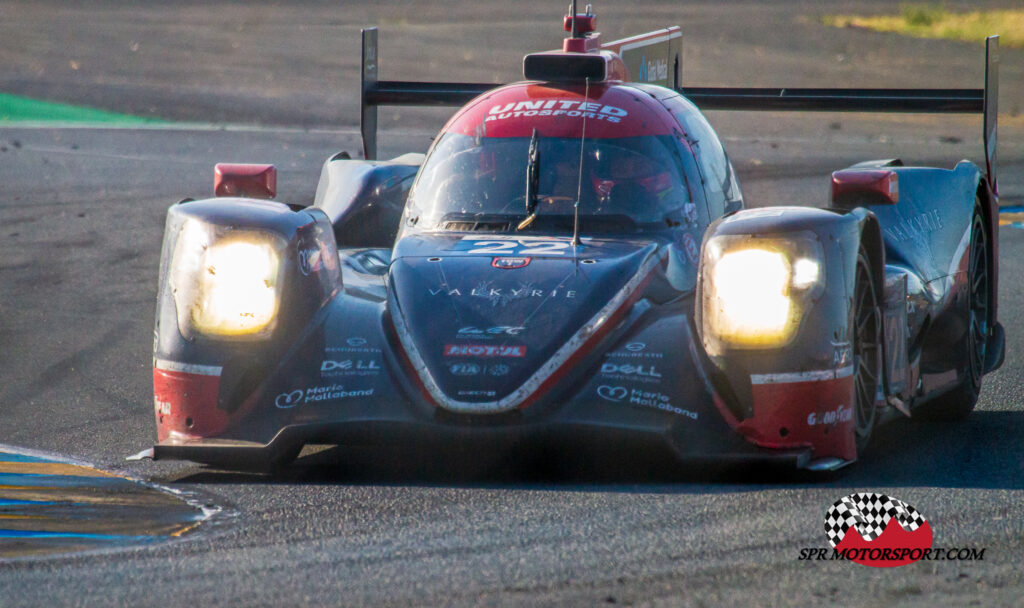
[824,5,1023,48]
[0,93,167,125]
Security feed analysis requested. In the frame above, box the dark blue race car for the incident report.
[149,6,1004,472]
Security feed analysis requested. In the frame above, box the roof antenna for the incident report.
[569,0,579,38]
[572,76,590,248]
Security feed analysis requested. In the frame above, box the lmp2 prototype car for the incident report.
[150,6,1003,471]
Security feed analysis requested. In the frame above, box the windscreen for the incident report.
[406,133,694,232]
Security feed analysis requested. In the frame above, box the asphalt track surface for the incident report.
[2,1,1024,606]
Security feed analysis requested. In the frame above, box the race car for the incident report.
[150,5,1003,471]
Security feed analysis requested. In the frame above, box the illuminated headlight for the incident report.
[701,233,823,350]
[170,220,285,339]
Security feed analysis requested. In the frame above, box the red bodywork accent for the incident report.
[563,37,602,53]
[445,83,676,139]
[738,374,858,462]
[153,368,227,442]
[563,14,596,35]
[831,169,898,204]
[214,163,277,199]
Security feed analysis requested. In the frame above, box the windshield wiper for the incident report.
[517,128,541,231]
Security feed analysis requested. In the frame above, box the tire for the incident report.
[853,247,882,456]
[921,203,988,420]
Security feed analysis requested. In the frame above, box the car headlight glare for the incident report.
[711,248,792,340]
[701,233,823,350]
[170,220,285,338]
[193,238,281,335]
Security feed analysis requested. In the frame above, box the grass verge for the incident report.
[823,5,1023,48]
[0,93,167,125]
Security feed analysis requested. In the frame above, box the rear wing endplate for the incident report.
[360,28,998,191]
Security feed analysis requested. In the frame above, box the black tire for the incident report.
[853,248,882,456]
[921,203,988,420]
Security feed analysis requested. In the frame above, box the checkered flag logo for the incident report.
[824,493,926,548]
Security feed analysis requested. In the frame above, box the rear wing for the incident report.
[359,28,998,192]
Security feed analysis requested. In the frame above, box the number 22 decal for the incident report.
[460,238,572,256]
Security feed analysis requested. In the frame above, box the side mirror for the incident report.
[214,163,277,199]
[831,169,898,209]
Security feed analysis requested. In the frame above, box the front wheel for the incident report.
[853,247,882,456]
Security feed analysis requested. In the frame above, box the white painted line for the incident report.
[751,366,855,384]
[153,359,223,376]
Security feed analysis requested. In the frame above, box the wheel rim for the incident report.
[967,213,989,387]
[853,256,881,440]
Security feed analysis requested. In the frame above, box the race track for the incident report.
[2,1,1024,605]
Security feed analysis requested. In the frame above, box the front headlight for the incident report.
[170,220,285,339]
[701,232,823,350]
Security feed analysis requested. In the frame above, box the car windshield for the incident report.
[406,133,693,232]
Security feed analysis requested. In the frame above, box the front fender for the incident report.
[696,206,872,462]
[153,198,341,443]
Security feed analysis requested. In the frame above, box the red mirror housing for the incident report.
[214,163,277,199]
[831,169,898,208]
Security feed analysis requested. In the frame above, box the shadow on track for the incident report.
[162,410,1024,492]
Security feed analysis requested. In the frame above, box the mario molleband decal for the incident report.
[824,493,932,567]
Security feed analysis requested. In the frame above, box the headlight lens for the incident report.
[170,220,285,338]
[701,232,823,350]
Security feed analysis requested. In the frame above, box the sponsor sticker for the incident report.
[488,364,511,377]
[457,389,498,398]
[444,344,526,358]
[884,209,943,243]
[683,202,698,224]
[297,247,323,276]
[831,341,853,368]
[492,257,531,269]
[596,384,697,419]
[448,362,512,376]
[457,326,525,338]
[450,362,481,376]
[600,362,662,384]
[275,390,304,408]
[154,398,172,416]
[485,100,628,124]
[681,233,699,264]
[275,384,374,408]
[640,57,669,82]
[807,404,852,427]
[326,336,382,354]
[429,280,577,307]
[320,358,382,377]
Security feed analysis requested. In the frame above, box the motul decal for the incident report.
[443,344,526,358]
